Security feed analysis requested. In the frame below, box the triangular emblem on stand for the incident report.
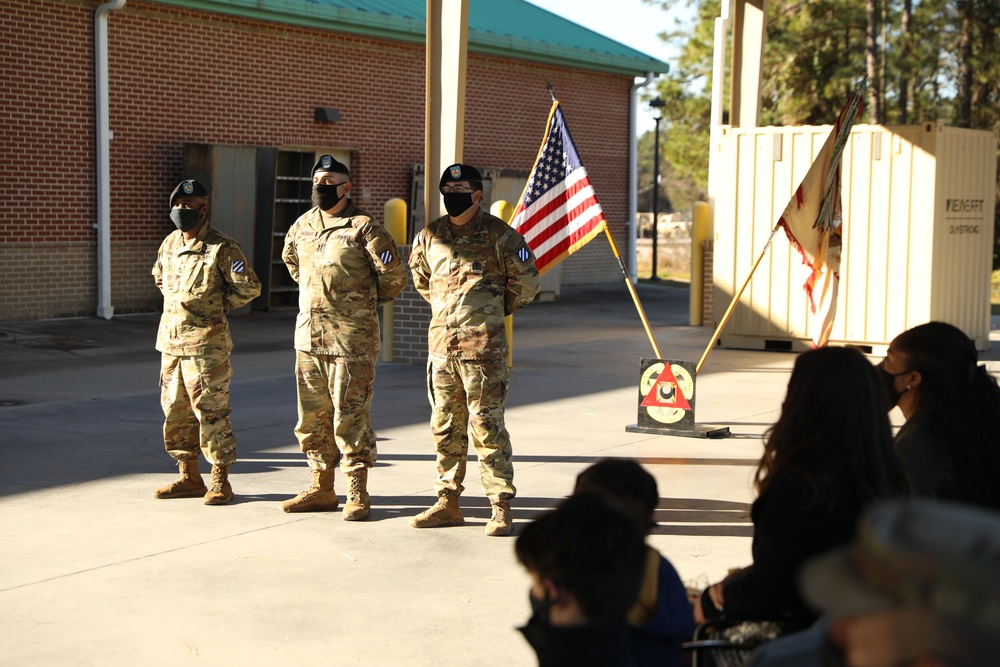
[640,363,692,411]
[626,358,729,439]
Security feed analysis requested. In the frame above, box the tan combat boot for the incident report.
[204,464,233,505]
[343,468,370,521]
[152,458,207,499]
[485,500,512,537]
[281,469,338,513]
[410,493,464,528]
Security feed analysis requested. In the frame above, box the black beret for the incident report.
[169,179,208,206]
[312,154,351,178]
[439,163,483,192]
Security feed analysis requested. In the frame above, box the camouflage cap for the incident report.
[169,179,208,206]
[800,499,1000,632]
[439,163,483,193]
[312,154,351,178]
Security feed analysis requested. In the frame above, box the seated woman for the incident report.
[879,321,1000,509]
[694,347,909,628]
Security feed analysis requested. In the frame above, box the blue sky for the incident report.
[523,0,691,135]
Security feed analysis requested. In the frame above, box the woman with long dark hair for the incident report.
[879,321,1000,509]
[694,346,909,627]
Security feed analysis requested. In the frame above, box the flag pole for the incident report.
[696,81,868,375]
[517,84,661,357]
[603,226,662,358]
[695,227,779,374]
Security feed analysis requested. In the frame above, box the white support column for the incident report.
[730,0,766,129]
[425,0,469,224]
[707,1,732,207]
[709,0,767,206]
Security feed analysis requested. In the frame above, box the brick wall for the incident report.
[0,243,94,320]
[560,232,629,285]
[386,245,431,366]
[702,239,715,328]
[0,240,163,320]
[1,0,637,320]
[114,241,164,313]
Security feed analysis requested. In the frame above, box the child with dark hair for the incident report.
[574,458,694,667]
[516,493,647,667]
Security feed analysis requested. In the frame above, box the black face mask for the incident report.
[170,207,201,232]
[528,591,554,625]
[312,183,344,211]
[879,366,910,410]
[443,192,475,217]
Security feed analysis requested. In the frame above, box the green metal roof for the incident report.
[150,0,670,76]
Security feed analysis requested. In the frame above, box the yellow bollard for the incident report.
[490,200,514,224]
[491,200,516,368]
[384,198,407,246]
[382,198,408,362]
[690,201,710,326]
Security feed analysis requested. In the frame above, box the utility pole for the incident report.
[649,97,665,280]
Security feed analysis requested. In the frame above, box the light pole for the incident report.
[649,97,665,281]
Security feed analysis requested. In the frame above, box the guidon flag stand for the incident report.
[625,358,729,438]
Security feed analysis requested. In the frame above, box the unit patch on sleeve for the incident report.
[517,245,530,263]
[368,234,401,269]
[232,260,245,273]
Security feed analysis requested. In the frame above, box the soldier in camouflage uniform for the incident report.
[280,155,408,520]
[409,164,540,536]
[151,179,261,505]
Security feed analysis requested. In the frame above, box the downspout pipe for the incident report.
[94,0,126,320]
[629,71,656,284]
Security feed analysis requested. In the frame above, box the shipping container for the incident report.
[712,123,997,353]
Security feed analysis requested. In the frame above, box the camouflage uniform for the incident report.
[152,221,261,466]
[409,208,540,501]
[282,201,407,473]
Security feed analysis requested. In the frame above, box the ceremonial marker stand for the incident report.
[625,358,729,439]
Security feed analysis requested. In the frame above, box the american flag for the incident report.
[510,101,607,275]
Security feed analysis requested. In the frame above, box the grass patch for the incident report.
[638,276,690,289]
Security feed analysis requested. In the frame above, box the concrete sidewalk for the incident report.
[0,284,995,666]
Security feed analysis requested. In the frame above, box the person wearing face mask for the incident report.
[408,164,540,536]
[693,347,909,630]
[573,459,694,667]
[515,493,647,667]
[879,321,1000,509]
[280,155,407,519]
[151,179,261,505]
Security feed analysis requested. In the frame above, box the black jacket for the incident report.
[520,618,636,667]
[713,471,863,625]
